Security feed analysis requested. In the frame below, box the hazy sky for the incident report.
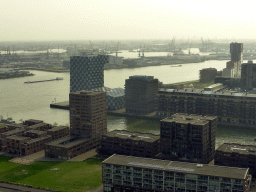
[1,0,256,41]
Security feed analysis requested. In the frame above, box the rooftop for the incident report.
[6,136,29,141]
[161,113,215,126]
[103,154,248,180]
[24,130,47,135]
[27,123,49,129]
[45,136,91,148]
[104,130,160,143]
[217,143,256,155]
[25,136,52,144]
[129,75,155,81]
[159,88,256,99]
[24,119,44,124]
[71,90,106,96]
[47,126,69,132]
[1,128,25,136]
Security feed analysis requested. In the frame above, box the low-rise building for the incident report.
[46,126,69,140]
[25,122,52,131]
[45,136,94,160]
[23,119,43,126]
[98,130,160,158]
[215,143,256,177]
[0,128,25,151]
[6,135,52,155]
[102,154,251,192]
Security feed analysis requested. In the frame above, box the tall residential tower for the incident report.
[70,52,108,93]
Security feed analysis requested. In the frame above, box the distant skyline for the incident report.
[1,0,256,41]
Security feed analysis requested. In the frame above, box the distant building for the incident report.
[199,68,217,83]
[157,88,256,125]
[160,113,217,164]
[215,143,256,177]
[62,60,70,69]
[91,87,125,110]
[222,43,243,78]
[125,75,158,115]
[241,61,256,91]
[98,130,160,158]
[102,154,251,192]
[45,91,107,160]
[70,53,108,92]
[215,76,240,89]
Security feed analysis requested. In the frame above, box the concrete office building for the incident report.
[98,130,160,158]
[125,75,158,115]
[199,68,217,83]
[102,154,251,192]
[45,91,107,160]
[215,143,256,177]
[157,88,256,126]
[70,52,108,93]
[241,61,256,91]
[222,43,243,78]
[160,114,217,164]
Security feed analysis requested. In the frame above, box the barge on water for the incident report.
[24,77,63,84]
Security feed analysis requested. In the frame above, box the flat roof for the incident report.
[6,136,29,141]
[24,119,44,124]
[159,88,256,99]
[104,130,160,143]
[217,143,256,155]
[1,128,25,136]
[25,130,47,134]
[103,154,248,180]
[45,136,91,148]
[47,126,69,132]
[27,123,49,129]
[25,136,52,144]
[71,90,105,96]
[161,114,210,126]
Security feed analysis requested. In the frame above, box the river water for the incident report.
[1,60,256,148]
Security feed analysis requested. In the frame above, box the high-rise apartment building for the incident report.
[160,113,217,164]
[125,75,158,115]
[241,61,256,91]
[45,91,107,159]
[70,53,108,92]
[230,42,243,77]
[70,90,107,146]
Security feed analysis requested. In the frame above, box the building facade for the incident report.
[215,143,256,177]
[160,114,217,164]
[241,61,256,91]
[125,75,158,115]
[98,130,160,158]
[199,68,217,83]
[70,54,108,93]
[157,88,256,126]
[102,154,251,192]
[230,42,243,78]
[46,91,107,159]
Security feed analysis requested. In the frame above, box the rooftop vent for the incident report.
[196,164,203,168]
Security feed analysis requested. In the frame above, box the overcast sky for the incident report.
[1,0,256,41]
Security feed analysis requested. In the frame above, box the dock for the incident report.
[50,101,69,110]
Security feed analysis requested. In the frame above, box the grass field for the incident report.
[0,156,103,192]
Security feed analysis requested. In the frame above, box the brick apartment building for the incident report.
[102,154,251,192]
[160,114,217,164]
[157,88,256,126]
[46,126,70,140]
[45,91,107,160]
[6,135,52,155]
[125,75,158,115]
[0,118,69,155]
[215,143,256,177]
[98,130,160,158]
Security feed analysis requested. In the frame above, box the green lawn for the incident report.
[0,156,103,192]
